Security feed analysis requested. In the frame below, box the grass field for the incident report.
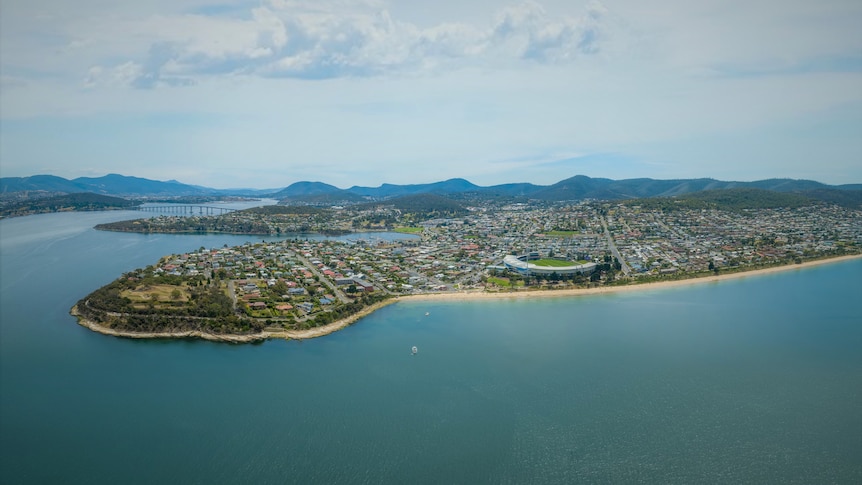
[530,258,578,267]
[394,226,423,234]
[545,230,577,237]
[487,276,524,287]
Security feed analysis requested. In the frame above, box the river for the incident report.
[1,209,860,483]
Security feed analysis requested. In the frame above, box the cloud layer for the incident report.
[1,0,860,188]
[75,1,613,88]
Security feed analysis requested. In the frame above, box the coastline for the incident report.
[70,305,269,343]
[403,254,862,303]
[71,298,401,343]
[71,254,861,342]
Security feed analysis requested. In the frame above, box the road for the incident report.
[227,280,238,310]
[601,214,631,276]
[291,251,351,304]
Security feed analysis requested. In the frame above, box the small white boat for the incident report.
[411,346,418,355]
[425,312,430,316]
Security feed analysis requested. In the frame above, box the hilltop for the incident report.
[2,173,858,202]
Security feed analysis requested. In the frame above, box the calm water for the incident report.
[1,211,861,484]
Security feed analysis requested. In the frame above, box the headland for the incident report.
[71,254,861,342]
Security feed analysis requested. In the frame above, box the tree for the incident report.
[708,261,719,275]
[171,289,182,300]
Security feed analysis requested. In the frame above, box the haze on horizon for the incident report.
[1,0,860,190]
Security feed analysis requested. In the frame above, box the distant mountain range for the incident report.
[273,175,862,203]
[2,173,860,207]
[0,174,272,197]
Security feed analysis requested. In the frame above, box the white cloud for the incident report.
[69,1,615,86]
[2,0,861,186]
[84,62,143,88]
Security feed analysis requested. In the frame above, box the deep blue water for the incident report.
[1,211,861,484]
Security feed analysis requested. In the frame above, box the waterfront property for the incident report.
[70,193,862,341]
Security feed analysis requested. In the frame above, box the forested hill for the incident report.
[355,193,469,219]
[4,173,860,206]
[619,188,818,211]
[0,193,139,218]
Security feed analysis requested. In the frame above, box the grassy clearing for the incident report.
[546,230,577,237]
[122,284,189,302]
[394,226,424,234]
[487,276,524,287]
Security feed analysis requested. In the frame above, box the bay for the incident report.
[1,210,860,484]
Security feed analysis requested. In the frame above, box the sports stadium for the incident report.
[503,254,597,275]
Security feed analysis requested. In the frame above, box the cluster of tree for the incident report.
[95,216,273,234]
[354,194,469,221]
[307,294,390,327]
[81,276,234,316]
[0,193,139,218]
[352,214,398,229]
[797,188,862,210]
[245,205,328,216]
[86,310,263,334]
[78,261,397,334]
[76,269,267,334]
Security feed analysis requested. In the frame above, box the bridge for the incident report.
[135,205,238,216]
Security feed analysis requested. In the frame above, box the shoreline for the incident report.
[71,254,861,342]
[402,253,862,303]
[71,298,401,343]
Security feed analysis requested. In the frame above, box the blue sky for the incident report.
[1,0,860,189]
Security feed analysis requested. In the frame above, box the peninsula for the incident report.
[72,195,862,342]
[72,255,862,342]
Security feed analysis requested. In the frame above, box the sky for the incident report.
[1,0,860,189]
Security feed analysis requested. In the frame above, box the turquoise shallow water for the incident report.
[1,211,861,484]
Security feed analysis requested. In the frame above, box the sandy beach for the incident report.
[72,254,861,342]
[403,254,862,303]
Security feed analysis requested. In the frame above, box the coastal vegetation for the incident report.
[74,269,258,334]
[74,260,393,338]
